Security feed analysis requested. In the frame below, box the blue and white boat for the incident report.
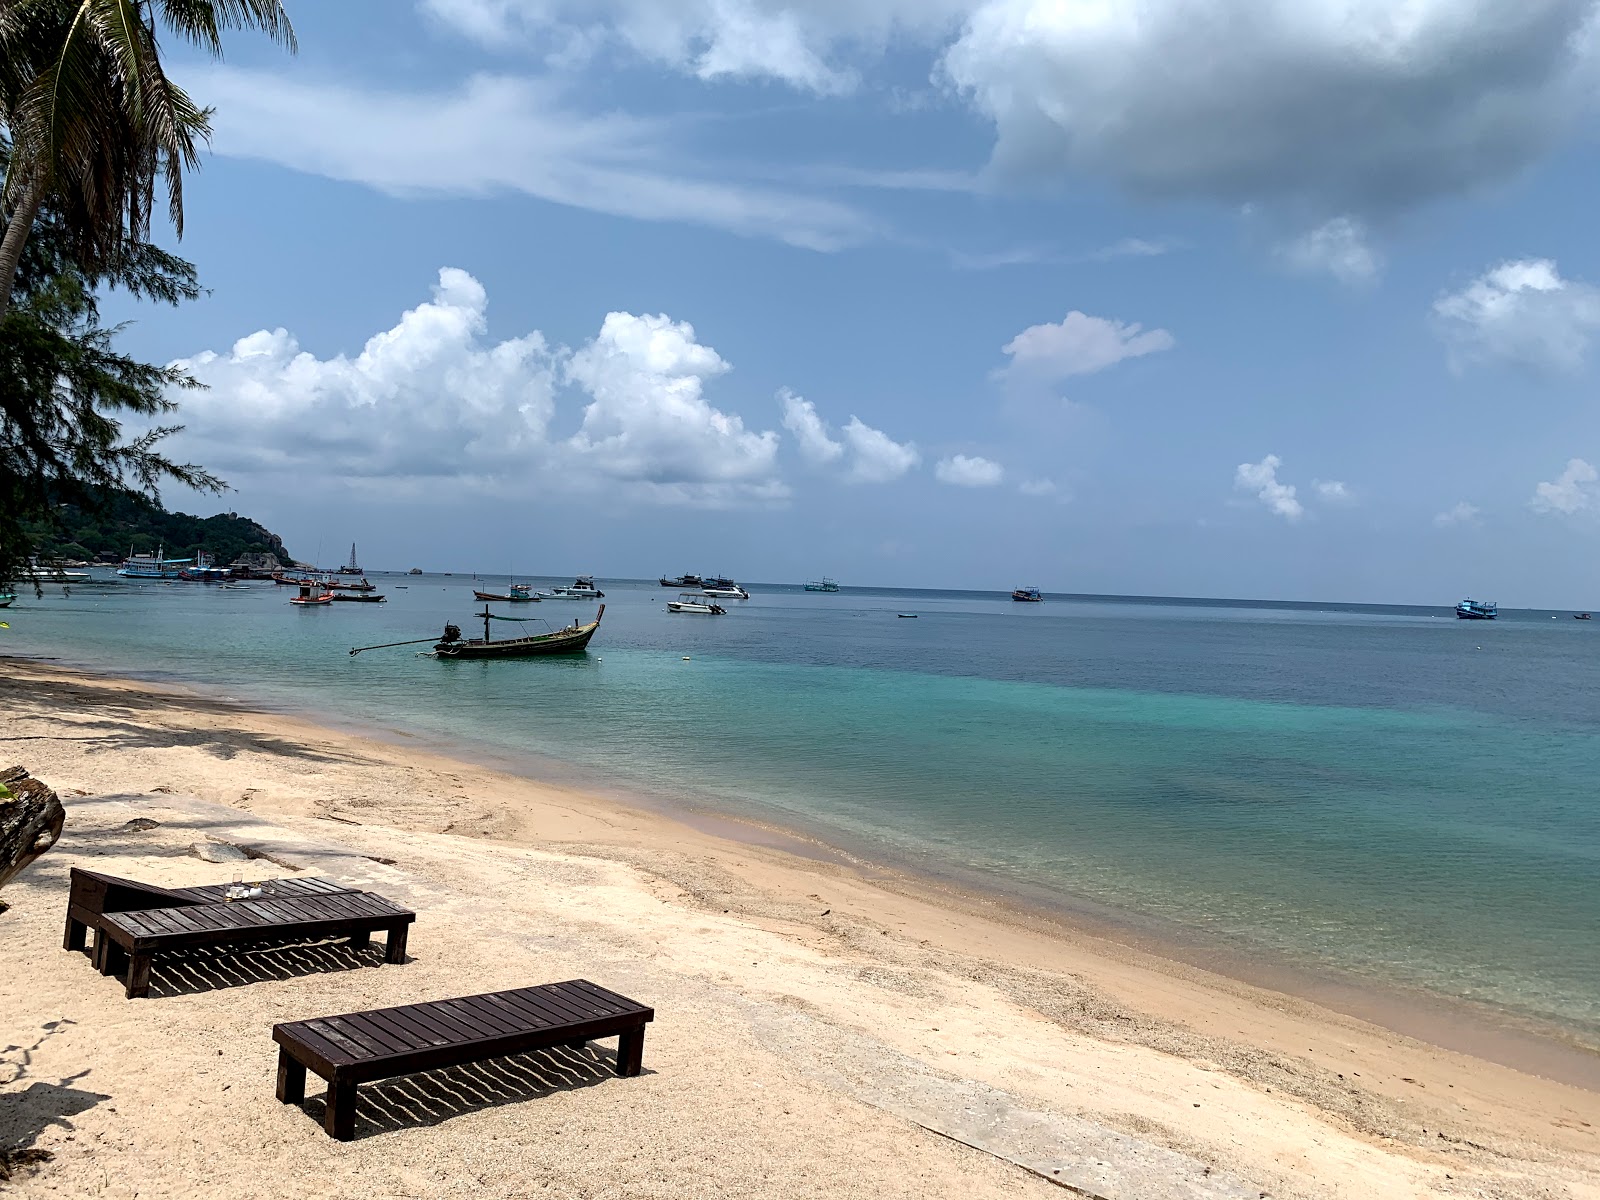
[116,546,193,580]
[1455,598,1497,620]
[1011,586,1043,603]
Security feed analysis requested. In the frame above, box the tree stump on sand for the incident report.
[0,766,66,892]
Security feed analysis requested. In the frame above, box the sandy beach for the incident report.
[1,657,1597,1199]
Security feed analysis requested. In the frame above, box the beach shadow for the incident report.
[126,937,389,999]
[295,1044,643,1141]
[0,668,373,765]
[1,1023,109,1182]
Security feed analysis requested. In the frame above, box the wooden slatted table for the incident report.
[98,892,415,999]
[273,979,654,1140]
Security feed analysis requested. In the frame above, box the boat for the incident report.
[1577,613,1592,620]
[473,583,539,603]
[1456,598,1497,620]
[329,577,377,592]
[349,605,606,660]
[0,593,13,608]
[116,546,192,580]
[289,581,333,606]
[408,567,423,575]
[339,543,364,574]
[22,562,95,584]
[897,613,918,618]
[668,593,726,615]
[175,551,230,583]
[701,584,749,600]
[331,592,386,603]
[803,577,839,593]
[544,576,604,599]
[659,573,705,588]
[1012,587,1043,602]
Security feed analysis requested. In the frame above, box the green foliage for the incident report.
[25,485,293,567]
[0,155,225,584]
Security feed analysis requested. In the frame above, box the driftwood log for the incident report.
[0,766,65,891]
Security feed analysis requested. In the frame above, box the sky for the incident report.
[97,0,1600,604]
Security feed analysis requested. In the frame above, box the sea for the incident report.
[6,574,1599,1056]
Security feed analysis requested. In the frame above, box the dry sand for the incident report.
[1,658,1597,1199]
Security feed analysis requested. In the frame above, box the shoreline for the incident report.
[4,655,1599,1196]
[5,650,1599,1091]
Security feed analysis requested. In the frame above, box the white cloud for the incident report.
[195,67,872,251]
[1531,458,1600,515]
[999,312,1174,384]
[779,389,844,464]
[1434,501,1482,527]
[935,454,1004,487]
[564,312,784,503]
[1017,478,1058,497]
[1280,217,1382,285]
[1234,454,1304,521]
[842,417,919,483]
[1434,259,1600,373]
[942,0,1600,219]
[168,268,786,506]
[1314,479,1352,503]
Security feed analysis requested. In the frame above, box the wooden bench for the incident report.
[63,867,359,969]
[98,892,415,999]
[273,979,654,1140]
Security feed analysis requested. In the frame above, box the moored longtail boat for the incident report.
[349,605,604,659]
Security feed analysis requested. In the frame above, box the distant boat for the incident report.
[339,543,364,574]
[328,577,377,592]
[701,584,749,600]
[659,573,705,588]
[543,576,604,599]
[331,592,386,603]
[0,592,13,608]
[668,593,726,615]
[350,605,605,660]
[1012,587,1043,602]
[803,577,839,592]
[1577,613,1592,620]
[474,583,539,603]
[290,581,333,606]
[117,546,190,580]
[23,562,95,584]
[175,551,230,583]
[897,613,918,618]
[1456,598,1497,620]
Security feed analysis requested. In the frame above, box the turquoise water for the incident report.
[6,574,1599,1040]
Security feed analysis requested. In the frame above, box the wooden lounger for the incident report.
[97,892,416,999]
[273,980,654,1140]
[63,866,360,968]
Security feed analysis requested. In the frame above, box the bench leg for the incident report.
[324,1078,358,1141]
[92,930,107,973]
[348,929,371,950]
[383,924,408,964]
[616,1026,645,1077]
[124,952,153,1000]
[100,938,127,978]
[64,914,87,953]
[276,1048,307,1104]
[564,1037,589,1051]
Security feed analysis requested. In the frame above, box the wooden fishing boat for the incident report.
[290,581,333,606]
[329,577,377,592]
[473,583,539,602]
[331,592,386,603]
[350,605,603,660]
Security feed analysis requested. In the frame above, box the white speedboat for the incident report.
[24,563,94,584]
[668,593,726,615]
[701,586,748,600]
[545,575,605,599]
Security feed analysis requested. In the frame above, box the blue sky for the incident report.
[101,0,1600,604]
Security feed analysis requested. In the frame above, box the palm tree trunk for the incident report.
[0,176,45,322]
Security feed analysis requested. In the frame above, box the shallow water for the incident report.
[7,574,1599,1040]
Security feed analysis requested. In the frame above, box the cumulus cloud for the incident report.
[779,389,844,464]
[168,268,786,506]
[1531,458,1599,514]
[195,67,871,251]
[841,416,920,483]
[1434,259,1600,373]
[942,0,1600,219]
[935,454,1004,487]
[1434,501,1482,527]
[999,312,1174,385]
[1314,480,1352,503]
[1017,478,1058,498]
[564,312,784,502]
[1280,217,1383,285]
[1234,454,1303,521]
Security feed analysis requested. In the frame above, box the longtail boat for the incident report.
[473,582,539,602]
[290,581,333,606]
[350,604,603,659]
[331,592,386,603]
[329,577,377,592]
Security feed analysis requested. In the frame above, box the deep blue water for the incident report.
[5,573,1598,1040]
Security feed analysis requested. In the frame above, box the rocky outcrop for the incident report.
[0,766,65,892]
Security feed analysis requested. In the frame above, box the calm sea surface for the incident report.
[6,574,1599,1042]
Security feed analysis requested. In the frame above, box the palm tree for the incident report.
[0,0,295,319]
